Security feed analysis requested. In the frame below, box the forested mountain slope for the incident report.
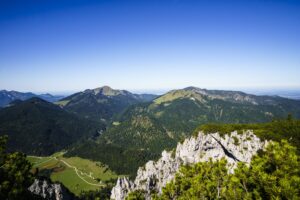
[107,87,300,149]
[66,87,300,176]
[0,97,104,155]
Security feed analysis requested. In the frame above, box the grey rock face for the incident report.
[28,179,71,200]
[111,130,267,200]
[111,177,134,200]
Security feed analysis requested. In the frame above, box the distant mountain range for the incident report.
[55,86,158,122]
[247,89,300,100]
[0,90,64,107]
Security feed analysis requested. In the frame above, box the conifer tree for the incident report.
[0,135,34,200]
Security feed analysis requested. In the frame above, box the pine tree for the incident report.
[125,189,146,200]
[0,135,34,200]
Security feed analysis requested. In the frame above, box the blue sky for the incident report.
[0,0,299,94]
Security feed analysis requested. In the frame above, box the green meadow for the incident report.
[27,153,119,196]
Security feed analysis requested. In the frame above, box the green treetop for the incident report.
[0,135,34,200]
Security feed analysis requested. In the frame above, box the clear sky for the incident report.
[0,0,299,94]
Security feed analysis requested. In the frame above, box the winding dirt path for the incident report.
[29,154,104,187]
[59,159,104,187]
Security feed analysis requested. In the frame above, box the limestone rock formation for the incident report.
[111,130,267,200]
[28,178,75,200]
[111,177,134,200]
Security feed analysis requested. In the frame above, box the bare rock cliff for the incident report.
[111,130,267,200]
[28,178,75,200]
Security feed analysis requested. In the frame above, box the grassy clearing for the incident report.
[60,157,117,182]
[50,164,100,195]
[54,100,70,106]
[28,153,119,196]
[154,90,189,104]
[153,89,205,105]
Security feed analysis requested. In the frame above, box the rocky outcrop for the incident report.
[111,177,134,200]
[28,178,75,200]
[111,130,267,200]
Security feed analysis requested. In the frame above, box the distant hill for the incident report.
[0,97,104,155]
[66,87,300,175]
[136,93,159,102]
[38,93,65,102]
[245,89,300,100]
[56,86,158,123]
[0,90,64,107]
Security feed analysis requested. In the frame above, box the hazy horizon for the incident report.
[2,85,300,100]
